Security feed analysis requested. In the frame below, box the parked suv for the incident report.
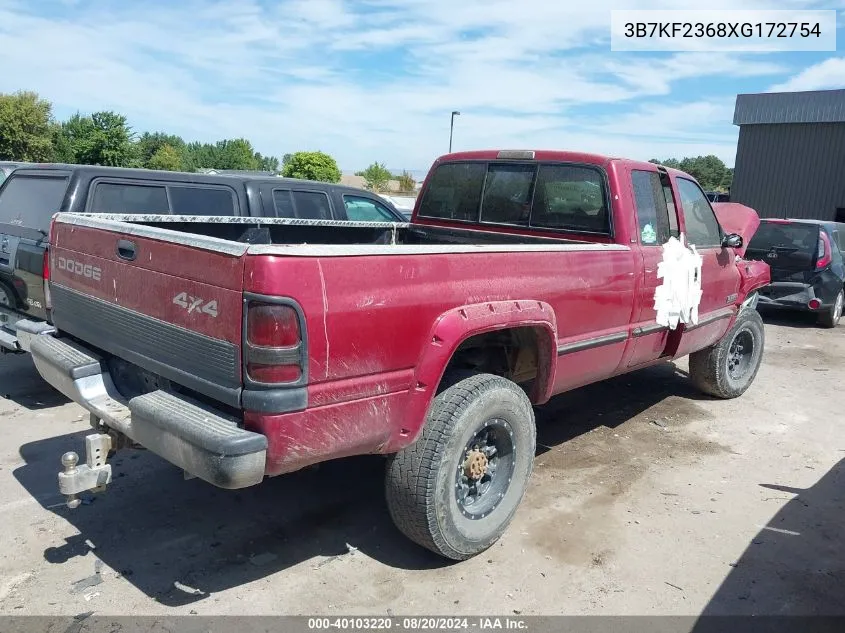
[745,219,845,328]
[0,161,30,186]
[0,164,405,353]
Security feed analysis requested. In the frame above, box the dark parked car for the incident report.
[705,191,730,203]
[0,164,406,353]
[745,219,845,328]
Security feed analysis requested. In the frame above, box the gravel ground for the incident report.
[0,313,843,617]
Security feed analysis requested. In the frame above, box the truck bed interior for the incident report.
[89,216,585,247]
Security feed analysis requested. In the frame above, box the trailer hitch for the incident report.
[58,434,113,509]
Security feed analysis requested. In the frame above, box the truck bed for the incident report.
[64,213,597,249]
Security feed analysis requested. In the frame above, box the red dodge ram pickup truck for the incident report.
[32,150,769,560]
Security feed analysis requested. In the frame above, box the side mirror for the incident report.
[722,233,743,249]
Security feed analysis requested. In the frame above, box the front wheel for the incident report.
[819,290,843,329]
[689,308,765,399]
[385,373,536,560]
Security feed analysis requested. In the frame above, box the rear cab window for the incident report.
[0,174,69,230]
[417,160,610,235]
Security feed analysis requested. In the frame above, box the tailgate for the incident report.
[49,216,247,406]
[745,221,820,282]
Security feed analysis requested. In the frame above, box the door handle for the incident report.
[116,239,137,261]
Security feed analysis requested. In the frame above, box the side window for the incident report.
[662,183,679,237]
[168,186,236,216]
[343,195,397,222]
[531,164,609,233]
[631,170,670,245]
[480,164,535,225]
[272,189,295,218]
[90,183,169,214]
[291,191,332,220]
[676,178,722,248]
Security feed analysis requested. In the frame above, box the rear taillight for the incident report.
[43,220,53,310]
[816,232,832,270]
[244,301,304,385]
[809,298,822,310]
[247,304,299,347]
[43,249,51,310]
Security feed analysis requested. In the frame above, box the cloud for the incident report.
[769,57,845,92]
[0,0,828,171]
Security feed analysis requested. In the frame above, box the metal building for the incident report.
[731,88,845,222]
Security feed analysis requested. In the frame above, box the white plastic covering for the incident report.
[653,234,703,330]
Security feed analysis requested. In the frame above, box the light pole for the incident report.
[449,110,460,153]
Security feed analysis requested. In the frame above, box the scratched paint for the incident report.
[653,234,703,329]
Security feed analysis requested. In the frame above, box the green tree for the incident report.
[136,132,185,168]
[214,138,259,170]
[282,151,341,182]
[0,91,55,162]
[396,170,416,193]
[60,111,134,166]
[649,158,682,170]
[147,144,183,171]
[649,156,730,191]
[49,121,74,163]
[356,161,392,192]
[182,141,215,171]
[255,152,280,173]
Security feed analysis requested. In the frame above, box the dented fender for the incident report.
[738,258,771,304]
[387,300,557,452]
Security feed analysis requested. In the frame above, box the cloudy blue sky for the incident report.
[1,0,843,174]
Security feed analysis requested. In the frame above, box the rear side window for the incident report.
[272,189,295,217]
[676,178,722,248]
[291,191,332,220]
[417,163,485,222]
[418,161,609,233]
[343,195,398,222]
[90,183,169,214]
[0,175,69,228]
[631,170,671,245]
[169,186,236,216]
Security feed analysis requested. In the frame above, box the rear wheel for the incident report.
[819,290,843,329]
[689,308,765,399]
[0,283,11,307]
[385,373,536,560]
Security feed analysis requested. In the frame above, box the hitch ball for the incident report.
[61,451,82,509]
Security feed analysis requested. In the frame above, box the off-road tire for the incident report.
[689,308,765,399]
[818,290,843,329]
[385,373,536,560]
